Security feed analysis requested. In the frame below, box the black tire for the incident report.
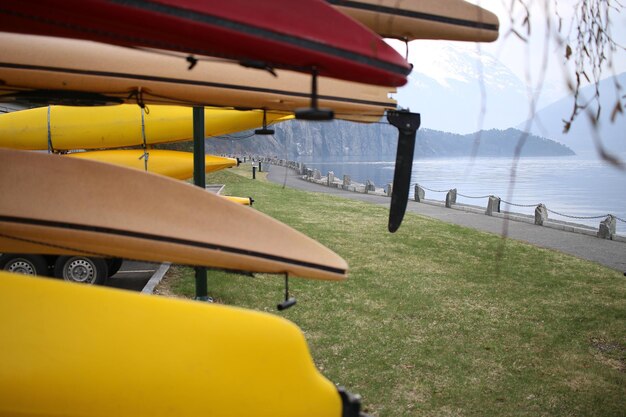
[0,254,50,276]
[54,256,108,285]
[106,258,123,277]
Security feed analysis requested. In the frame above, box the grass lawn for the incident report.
[160,165,625,417]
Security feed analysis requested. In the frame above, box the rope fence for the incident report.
[457,192,492,199]
[544,208,612,221]
[500,200,539,208]
[418,185,449,193]
[416,182,625,227]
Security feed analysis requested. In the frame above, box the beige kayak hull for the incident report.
[0,149,348,280]
[0,32,396,123]
[331,0,499,42]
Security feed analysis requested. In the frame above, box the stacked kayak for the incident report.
[0,148,348,281]
[0,1,501,416]
[0,31,397,123]
[0,105,289,151]
[329,0,499,42]
[0,0,411,86]
[0,270,361,417]
[0,104,292,180]
[65,149,235,180]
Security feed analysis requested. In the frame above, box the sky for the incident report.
[388,0,626,106]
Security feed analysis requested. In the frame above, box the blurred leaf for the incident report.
[562,120,571,134]
[511,28,528,42]
[610,101,623,122]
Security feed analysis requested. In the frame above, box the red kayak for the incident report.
[0,0,410,87]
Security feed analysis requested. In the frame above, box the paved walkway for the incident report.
[267,165,626,272]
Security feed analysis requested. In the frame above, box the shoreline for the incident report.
[263,162,626,272]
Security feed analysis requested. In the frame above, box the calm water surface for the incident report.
[300,153,626,234]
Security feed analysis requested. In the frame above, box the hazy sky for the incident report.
[389,0,626,105]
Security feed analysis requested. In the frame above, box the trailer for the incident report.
[0,253,122,285]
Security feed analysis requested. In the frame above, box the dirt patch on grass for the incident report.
[590,337,626,372]
[153,266,190,300]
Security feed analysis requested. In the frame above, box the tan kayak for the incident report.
[0,32,396,123]
[330,0,499,42]
[0,149,348,281]
[0,271,359,417]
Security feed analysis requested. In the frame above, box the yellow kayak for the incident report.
[223,196,254,206]
[66,150,237,180]
[0,271,359,417]
[66,151,252,204]
[0,104,290,151]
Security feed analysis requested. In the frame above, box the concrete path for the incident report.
[106,260,159,292]
[267,165,626,272]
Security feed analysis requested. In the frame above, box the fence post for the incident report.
[597,215,616,239]
[385,183,393,197]
[445,188,457,208]
[534,203,548,225]
[252,166,256,179]
[485,196,501,216]
[327,171,334,186]
[342,175,351,189]
[414,184,425,202]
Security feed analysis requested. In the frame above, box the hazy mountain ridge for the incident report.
[199,120,574,158]
[397,45,624,156]
[415,128,575,157]
[397,44,530,134]
[521,72,626,153]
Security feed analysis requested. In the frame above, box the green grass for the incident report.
[162,165,626,417]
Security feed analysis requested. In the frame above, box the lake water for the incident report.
[299,153,626,235]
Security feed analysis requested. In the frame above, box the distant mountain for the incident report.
[396,44,530,134]
[203,119,397,158]
[198,120,574,159]
[519,72,626,153]
[414,128,575,158]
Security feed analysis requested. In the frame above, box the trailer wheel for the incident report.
[54,256,108,285]
[106,258,123,277]
[0,254,50,276]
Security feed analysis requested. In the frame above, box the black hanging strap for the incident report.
[46,105,55,154]
[295,68,334,121]
[139,106,149,171]
[277,274,297,311]
[254,109,275,135]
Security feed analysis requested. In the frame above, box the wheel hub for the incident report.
[64,259,95,283]
[5,260,35,275]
